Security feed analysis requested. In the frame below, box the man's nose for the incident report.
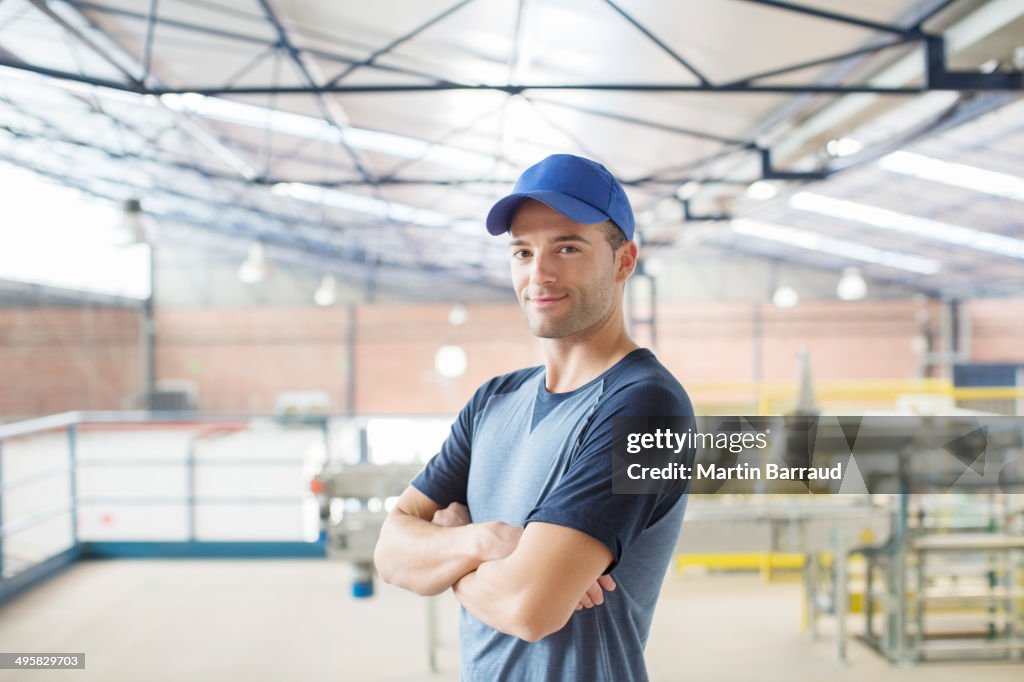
[530,251,557,285]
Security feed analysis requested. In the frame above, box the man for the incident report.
[374,154,693,681]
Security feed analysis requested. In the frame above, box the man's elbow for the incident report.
[372,536,398,587]
[372,541,396,586]
[506,598,572,643]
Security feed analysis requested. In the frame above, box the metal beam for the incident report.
[912,0,962,30]
[3,56,1014,99]
[140,0,159,84]
[61,0,458,87]
[738,0,922,38]
[0,147,508,293]
[531,97,753,146]
[760,148,827,181]
[723,36,916,87]
[146,82,931,96]
[924,35,1023,90]
[25,0,140,86]
[603,0,711,85]
[254,0,375,186]
[0,57,136,91]
[753,0,1024,169]
[323,0,477,87]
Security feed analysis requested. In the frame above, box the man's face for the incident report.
[508,200,623,340]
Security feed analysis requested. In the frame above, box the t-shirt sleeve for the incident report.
[409,376,502,508]
[409,402,475,508]
[524,379,694,572]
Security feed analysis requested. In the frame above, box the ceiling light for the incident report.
[448,303,468,326]
[160,93,493,171]
[836,267,867,301]
[772,285,799,308]
[272,182,452,228]
[116,198,149,245]
[790,192,1024,260]
[238,242,270,284]
[745,181,777,200]
[825,137,864,157]
[878,151,1024,202]
[314,274,337,306]
[730,218,940,274]
[435,345,468,379]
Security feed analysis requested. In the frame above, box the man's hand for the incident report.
[431,503,523,564]
[431,502,471,527]
[431,504,612,615]
[575,574,616,611]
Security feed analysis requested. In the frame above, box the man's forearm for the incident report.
[452,562,532,640]
[374,511,483,596]
[452,557,571,643]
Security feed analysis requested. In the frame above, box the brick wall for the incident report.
[3,298,1023,419]
[0,306,141,417]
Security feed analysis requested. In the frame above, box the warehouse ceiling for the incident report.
[0,0,1022,301]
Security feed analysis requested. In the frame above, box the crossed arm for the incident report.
[373,486,615,642]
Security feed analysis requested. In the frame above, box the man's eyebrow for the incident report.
[508,234,593,247]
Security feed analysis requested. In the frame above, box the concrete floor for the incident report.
[1,560,1022,681]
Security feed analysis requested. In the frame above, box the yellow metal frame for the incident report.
[676,552,804,581]
[685,379,1024,415]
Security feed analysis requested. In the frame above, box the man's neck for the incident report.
[540,316,640,394]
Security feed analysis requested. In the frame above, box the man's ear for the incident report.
[616,241,639,283]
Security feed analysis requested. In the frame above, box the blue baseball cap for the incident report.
[485,154,635,240]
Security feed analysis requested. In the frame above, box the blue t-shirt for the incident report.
[412,348,694,682]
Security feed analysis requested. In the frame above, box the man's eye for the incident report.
[559,245,580,254]
[512,249,531,259]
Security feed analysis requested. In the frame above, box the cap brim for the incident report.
[485,191,611,235]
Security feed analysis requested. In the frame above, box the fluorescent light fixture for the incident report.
[790,192,1024,260]
[879,151,1024,202]
[837,267,868,301]
[160,93,493,171]
[0,64,151,106]
[745,181,778,200]
[826,137,864,157]
[273,182,452,228]
[772,285,799,308]
[731,218,941,274]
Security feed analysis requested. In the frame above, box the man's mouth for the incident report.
[528,295,567,307]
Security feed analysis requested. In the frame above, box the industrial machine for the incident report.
[310,462,423,598]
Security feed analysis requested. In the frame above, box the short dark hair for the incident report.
[600,220,627,253]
